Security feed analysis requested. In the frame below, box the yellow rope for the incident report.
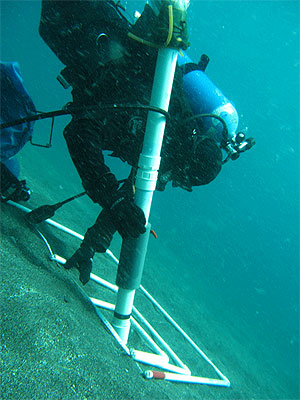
[127,32,159,48]
[163,5,173,47]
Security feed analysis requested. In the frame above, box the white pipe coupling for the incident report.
[138,154,161,170]
[135,168,158,191]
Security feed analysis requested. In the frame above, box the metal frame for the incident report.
[8,201,230,387]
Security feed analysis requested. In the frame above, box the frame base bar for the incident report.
[144,370,230,386]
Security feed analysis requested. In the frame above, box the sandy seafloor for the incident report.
[0,139,296,400]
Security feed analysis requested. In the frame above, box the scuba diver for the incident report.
[0,61,34,203]
[38,0,254,285]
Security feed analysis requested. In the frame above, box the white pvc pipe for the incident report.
[8,201,119,264]
[132,304,191,374]
[90,297,115,311]
[130,319,167,358]
[90,298,170,359]
[105,249,119,264]
[93,306,131,356]
[7,201,85,239]
[113,47,178,344]
[50,254,217,379]
[131,350,190,375]
[7,201,230,386]
[112,288,135,341]
[131,350,168,365]
[144,370,230,387]
[135,47,178,220]
[139,285,229,383]
[90,274,118,292]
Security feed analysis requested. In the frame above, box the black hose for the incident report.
[0,104,170,130]
[182,113,229,145]
[0,109,71,129]
[25,191,87,224]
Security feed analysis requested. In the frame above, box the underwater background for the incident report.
[1,1,299,399]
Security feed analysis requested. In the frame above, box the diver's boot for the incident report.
[1,162,31,202]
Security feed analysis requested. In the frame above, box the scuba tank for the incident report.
[178,52,255,161]
[178,52,238,144]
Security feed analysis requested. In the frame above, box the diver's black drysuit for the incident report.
[39,0,222,284]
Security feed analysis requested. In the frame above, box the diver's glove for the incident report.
[84,171,146,239]
[64,243,95,285]
[108,192,146,239]
[64,208,116,285]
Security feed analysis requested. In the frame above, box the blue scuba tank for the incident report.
[178,52,238,144]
